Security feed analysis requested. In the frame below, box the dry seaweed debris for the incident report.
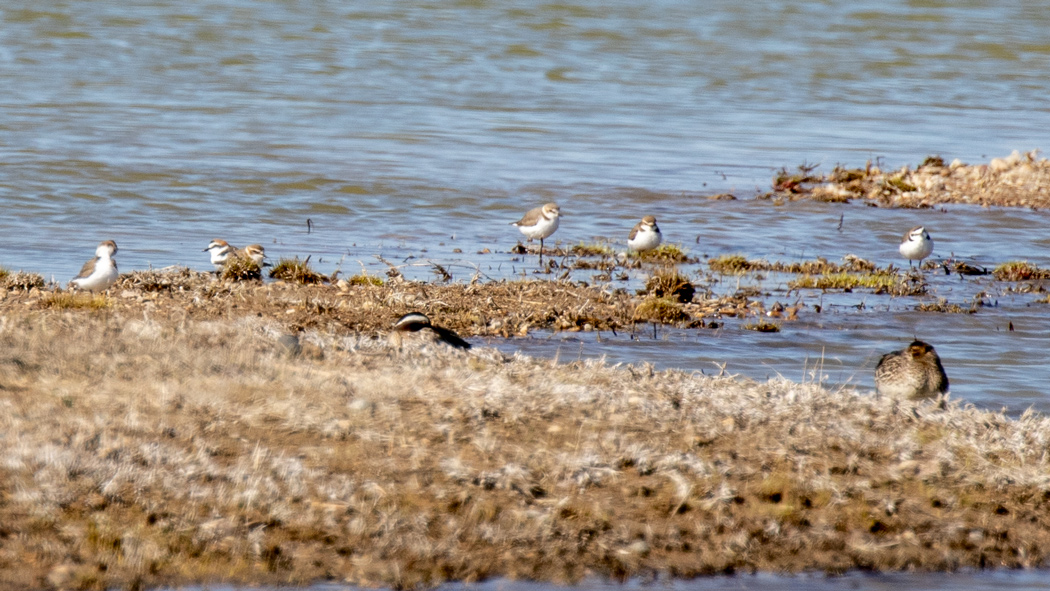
[269,256,327,284]
[0,270,46,291]
[992,261,1050,282]
[788,150,1050,208]
[2,313,1050,589]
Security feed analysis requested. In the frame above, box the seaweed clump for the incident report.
[269,257,326,285]
[644,268,695,303]
[993,261,1050,282]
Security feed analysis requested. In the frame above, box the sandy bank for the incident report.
[1,300,1049,590]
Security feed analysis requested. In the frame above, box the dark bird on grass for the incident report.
[874,340,949,399]
[390,312,471,350]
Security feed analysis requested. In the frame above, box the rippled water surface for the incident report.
[2,0,1050,413]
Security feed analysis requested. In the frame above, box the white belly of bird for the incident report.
[899,237,933,260]
[519,216,559,240]
[73,261,118,291]
[628,228,662,252]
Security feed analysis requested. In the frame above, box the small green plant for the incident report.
[269,257,325,284]
[347,273,383,286]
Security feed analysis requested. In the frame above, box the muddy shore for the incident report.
[1,273,1050,590]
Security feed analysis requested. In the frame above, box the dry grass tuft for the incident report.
[41,292,110,309]
[117,268,206,292]
[269,257,326,284]
[636,243,691,263]
[742,319,781,332]
[1,270,46,291]
[570,241,615,257]
[992,261,1050,282]
[220,255,263,282]
[644,268,695,303]
[634,295,689,323]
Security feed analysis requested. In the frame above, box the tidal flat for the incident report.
[2,278,1050,590]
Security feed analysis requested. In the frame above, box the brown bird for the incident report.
[874,340,949,399]
[390,312,471,350]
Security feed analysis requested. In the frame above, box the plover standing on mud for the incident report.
[511,202,561,264]
[899,226,933,268]
[390,312,471,350]
[69,240,119,292]
[627,215,662,253]
[874,340,949,399]
[203,239,237,270]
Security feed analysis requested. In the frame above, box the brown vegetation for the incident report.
[772,150,1050,208]
[2,300,1050,589]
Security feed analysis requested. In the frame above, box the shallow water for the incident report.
[2,0,1050,416]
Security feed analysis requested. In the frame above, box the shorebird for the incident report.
[239,244,268,267]
[511,202,561,264]
[899,226,933,268]
[628,215,662,253]
[874,340,949,399]
[390,312,471,350]
[203,239,237,271]
[70,240,119,292]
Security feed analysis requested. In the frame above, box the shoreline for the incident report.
[2,289,1050,589]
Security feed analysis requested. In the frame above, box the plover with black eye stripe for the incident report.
[899,226,933,268]
[627,215,662,253]
[239,244,268,267]
[69,240,119,292]
[511,202,561,264]
[203,239,237,271]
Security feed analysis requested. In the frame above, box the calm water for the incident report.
[2,0,1050,416]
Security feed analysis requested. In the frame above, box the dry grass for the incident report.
[643,268,695,303]
[220,255,263,282]
[269,257,327,284]
[1,310,1050,589]
[0,270,46,291]
[787,150,1050,208]
[40,292,111,310]
[992,261,1050,282]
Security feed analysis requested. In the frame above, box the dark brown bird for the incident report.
[874,340,949,399]
[391,312,471,350]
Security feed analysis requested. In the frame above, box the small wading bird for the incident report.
[511,202,561,264]
[203,239,237,271]
[627,215,662,253]
[899,226,933,268]
[390,312,471,350]
[874,340,949,399]
[239,244,268,267]
[69,240,119,292]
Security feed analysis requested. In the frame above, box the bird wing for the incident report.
[75,256,98,279]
